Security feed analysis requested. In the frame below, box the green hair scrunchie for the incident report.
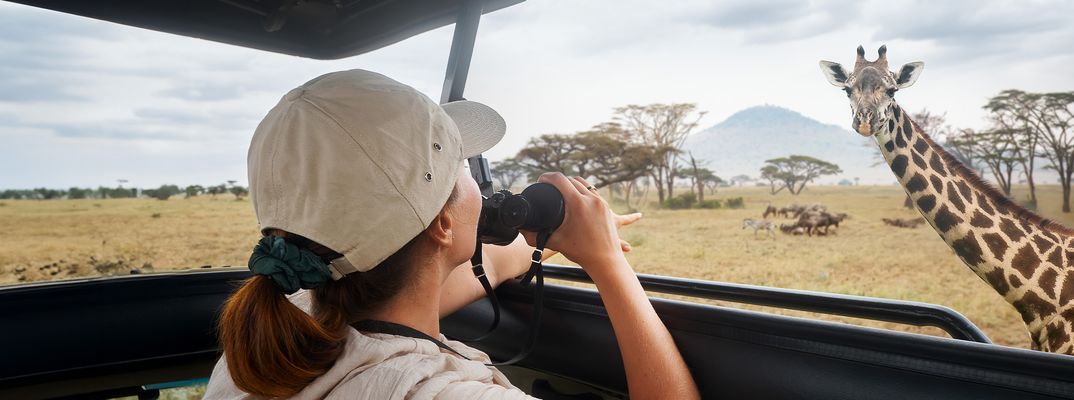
[249,236,332,294]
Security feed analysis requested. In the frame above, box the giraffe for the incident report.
[819,45,1074,355]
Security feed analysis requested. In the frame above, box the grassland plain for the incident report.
[3,184,1074,350]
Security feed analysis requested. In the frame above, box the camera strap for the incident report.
[487,230,550,366]
[453,232,550,367]
[450,243,501,342]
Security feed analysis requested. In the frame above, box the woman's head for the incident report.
[218,70,503,397]
[246,70,503,278]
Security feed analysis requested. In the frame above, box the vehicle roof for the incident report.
[5,0,522,59]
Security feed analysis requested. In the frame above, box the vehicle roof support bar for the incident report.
[440,0,483,104]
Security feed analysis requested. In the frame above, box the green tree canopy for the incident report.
[761,155,842,195]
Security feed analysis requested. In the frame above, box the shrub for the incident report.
[151,213,162,218]
[698,199,722,209]
[725,197,745,209]
[664,192,697,209]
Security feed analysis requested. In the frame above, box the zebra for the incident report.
[742,218,776,238]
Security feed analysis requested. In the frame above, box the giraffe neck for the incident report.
[876,103,1074,352]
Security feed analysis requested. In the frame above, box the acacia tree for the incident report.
[678,152,717,203]
[1037,92,1074,212]
[947,128,1021,196]
[490,158,527,191]
[760,165,786,194]
[613,103,705,204]
[184,185,205,198]
[761,155,842,195]
[571,128,668,197]
[985,90,1044,205]
[730,174,751,187]
[515,133,584,180]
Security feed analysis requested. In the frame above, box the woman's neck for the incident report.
[365,258,449,338]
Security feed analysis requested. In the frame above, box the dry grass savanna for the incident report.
[3,184,1073,350]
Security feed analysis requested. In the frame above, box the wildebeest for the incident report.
[882,217,926,228]
[779,223,806,235]
[794,210,848,236]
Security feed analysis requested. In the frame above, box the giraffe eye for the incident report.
[886,88,896,97]
[843,87,852,97]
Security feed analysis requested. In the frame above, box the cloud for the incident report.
[866,1,1074,64]
[2,0,1074,188]
[688,0,864,44]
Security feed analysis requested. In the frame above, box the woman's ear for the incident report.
[424,209,454,248]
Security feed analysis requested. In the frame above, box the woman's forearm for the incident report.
[588,256,700,400]
[438,235,556,318]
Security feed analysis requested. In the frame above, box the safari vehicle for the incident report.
[2,1,1074,399]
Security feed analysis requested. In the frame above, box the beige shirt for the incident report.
[204,290,536,400]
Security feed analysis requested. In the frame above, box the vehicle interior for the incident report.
[2,1,1074,399]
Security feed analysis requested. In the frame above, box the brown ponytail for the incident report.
[218,188,459,397]
[218,275,348,398]
[219,238,424,397]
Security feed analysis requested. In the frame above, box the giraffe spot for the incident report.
[955,180,973,202]
[1059,271,1074,305]
[1000,218,1026,242]
[906,173,928,193]
[933,205,963,232]
[896,129,907,148]
[1040,229,1060,243]
[903,119,913,138]
[952,232,985,266]
[1047,247,1062,267]
[981,233,1008,259]
[912,138,929,154]
[912,152,928,169]
[893,106,902,120]
[1019,219,1034,234]
[1040,268,1059,300]
[884,140,895,152]
[1012,291,1057,325]
[916,194,936,213]
[891,155,908,178]
[929,175,944,193]
[1009,274,1023,289]
[888,119,895,132]
[946,182,966,212]
[1033,235,1055,254]
[929,152,946,175]
[976,192,995,214]
[969,211,993,228]
[985,268,1010,294]
[1047,321,1069,352]
[1011,244,1041,279]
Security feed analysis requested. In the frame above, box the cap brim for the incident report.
[441,100,506,158]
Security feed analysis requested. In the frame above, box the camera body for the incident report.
[477,182,565,245]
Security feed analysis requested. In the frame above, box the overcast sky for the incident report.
[2,0,1073,189]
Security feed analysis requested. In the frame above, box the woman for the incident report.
[204,69,699,399]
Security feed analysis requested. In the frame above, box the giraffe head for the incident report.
[819,45,924,136]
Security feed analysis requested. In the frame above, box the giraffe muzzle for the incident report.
[853,112,876,136]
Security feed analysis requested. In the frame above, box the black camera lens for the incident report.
[476,183,565,245]
[499,196,530,228]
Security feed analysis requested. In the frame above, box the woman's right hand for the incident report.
[519,173,625,277]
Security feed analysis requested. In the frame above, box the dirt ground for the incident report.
[4,184,1073,350]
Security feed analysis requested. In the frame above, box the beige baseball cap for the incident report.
[247,69,506,279]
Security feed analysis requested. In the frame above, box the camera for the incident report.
[477,182,565,245]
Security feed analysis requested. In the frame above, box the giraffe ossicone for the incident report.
[820,45,1074,355]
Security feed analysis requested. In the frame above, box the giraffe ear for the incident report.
[819,60,848,87]
[895,61,924,89]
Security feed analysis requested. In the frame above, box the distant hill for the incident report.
[684,105,895,185]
